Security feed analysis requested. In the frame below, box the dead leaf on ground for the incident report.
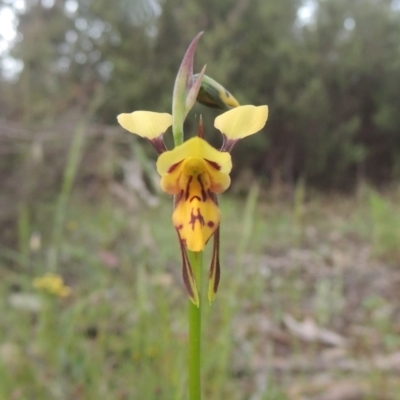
[284,314,348,347]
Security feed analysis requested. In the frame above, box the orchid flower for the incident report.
[117,33,269,400]
[117,32,268,306]
[117,105,268,305]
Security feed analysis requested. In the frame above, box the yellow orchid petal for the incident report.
[160,160,185,194]
[117,111,172,139]
[203,161,231,193]
[156,137,231,253]
[173,178,220,252]
[214,105,269,140]
[160,157,231,195]
[157,137,232,176]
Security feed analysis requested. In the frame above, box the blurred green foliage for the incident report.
[2,184,400,399]
[1,0,400,191]
[2,2,400,398]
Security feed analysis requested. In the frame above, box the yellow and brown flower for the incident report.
[117,105,268,305]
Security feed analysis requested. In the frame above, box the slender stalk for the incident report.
[47,92,104,272]
[47,121,86,272]
[188,250,203,400]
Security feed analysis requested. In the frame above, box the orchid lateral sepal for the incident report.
[178,230,200,307]
[208,208,221,304]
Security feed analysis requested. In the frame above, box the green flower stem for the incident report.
[188,250,203,400]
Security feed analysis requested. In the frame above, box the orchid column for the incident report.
[117,32,268,400]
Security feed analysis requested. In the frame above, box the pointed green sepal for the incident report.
[172,32,204,146]
[185,65,206,118]
[177,231,200,307]
[208,192,221,304]
[208,226,220,304]
[194,74,240,110]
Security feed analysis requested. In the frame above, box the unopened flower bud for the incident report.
[194,74,240,110]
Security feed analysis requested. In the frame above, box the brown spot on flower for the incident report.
[207,221,215,228]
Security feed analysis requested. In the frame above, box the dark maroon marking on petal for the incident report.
[168,160,183,173]
[185,176,193,200]
[208,190,218,204]
[207,221,215,228]
[190,195,202,203]
[174,191,184,208]
[182,263,194,298]
[149,137,168,154]
[220,135,239,153]
[210,191,218,203]
[176,224,183,230]
[197,175,207,201]
[204,159,221,171]
[189,207,205,231]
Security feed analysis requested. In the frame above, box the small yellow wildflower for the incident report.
[66,220,79,231]
[33,273,71,298]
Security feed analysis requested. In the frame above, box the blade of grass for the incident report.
[47,92,105,272]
